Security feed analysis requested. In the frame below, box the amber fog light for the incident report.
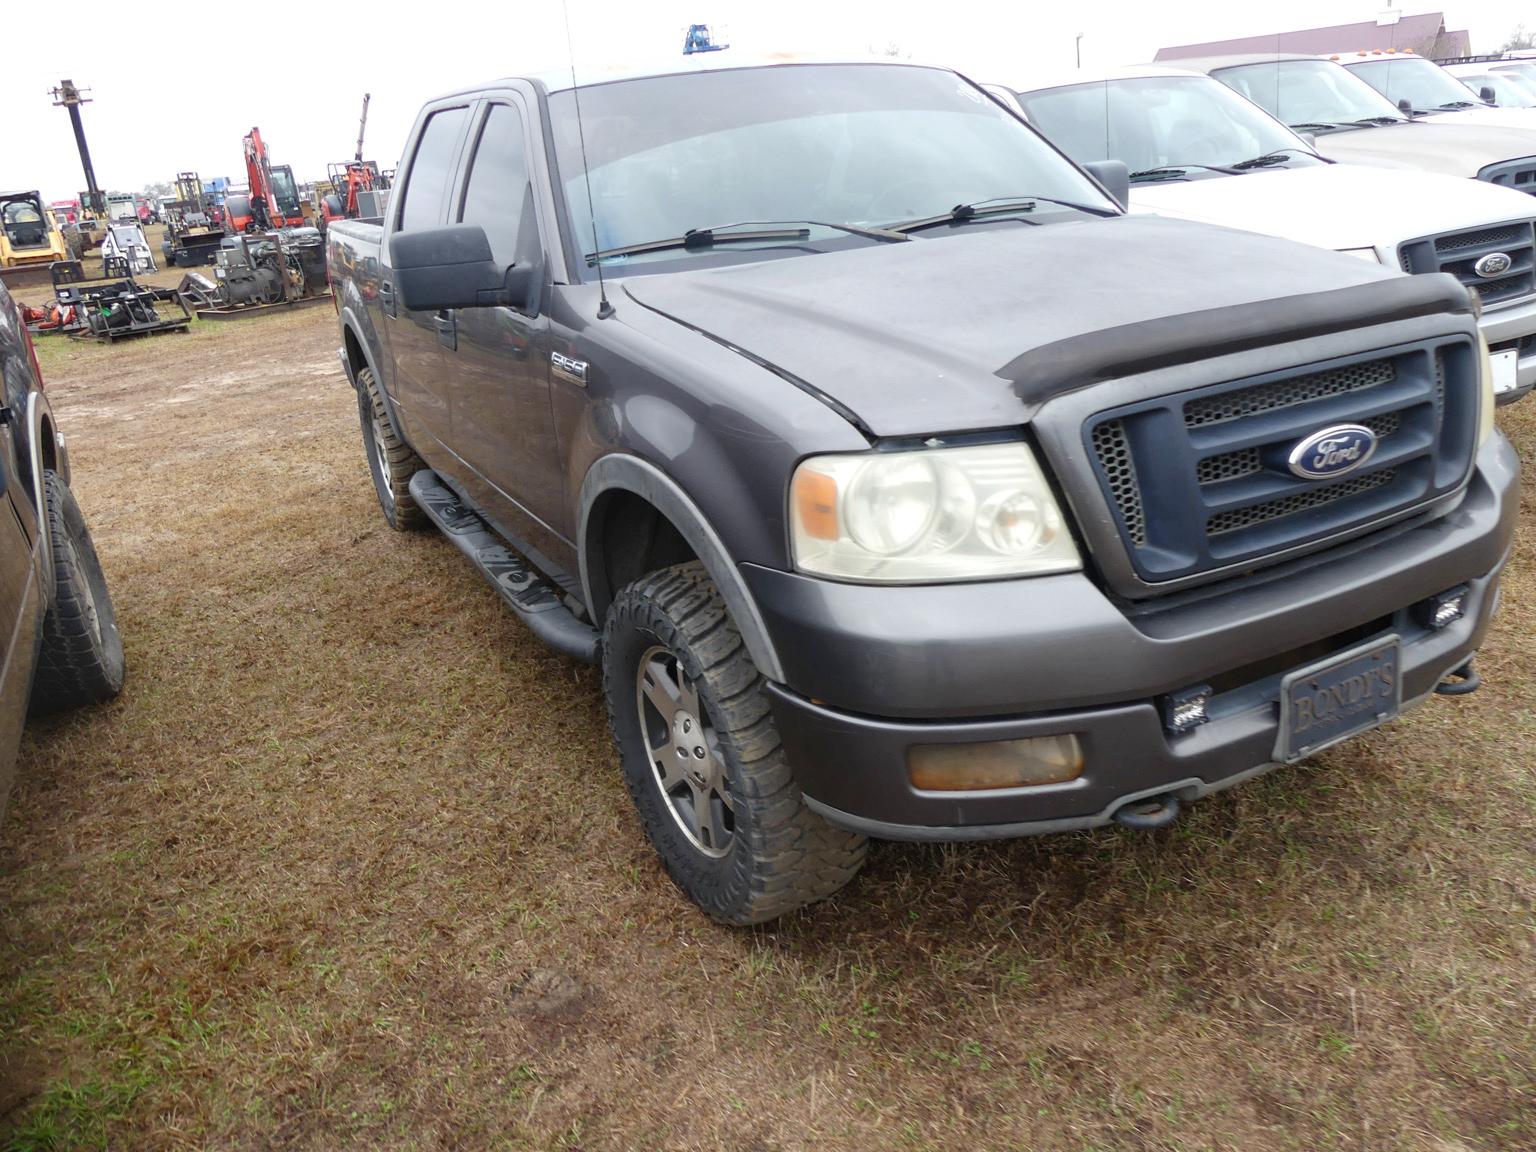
[908,735,1083,792]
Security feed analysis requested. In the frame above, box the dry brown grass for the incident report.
[1,307,1533,1151]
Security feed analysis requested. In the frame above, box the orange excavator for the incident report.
[229,127,305,233]
[319,96,389,228]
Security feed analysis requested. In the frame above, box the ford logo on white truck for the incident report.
[1287,425,1378,480]
[1474,252,1513,278]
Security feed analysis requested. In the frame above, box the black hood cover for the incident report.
[621,215,1469,438]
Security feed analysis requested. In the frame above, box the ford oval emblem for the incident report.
[1287,424,1378,480]
[1474,251,1513,278]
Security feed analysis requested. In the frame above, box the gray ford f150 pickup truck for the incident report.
[328,57,1517,924]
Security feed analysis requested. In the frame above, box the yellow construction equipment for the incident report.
[0,190,69,293]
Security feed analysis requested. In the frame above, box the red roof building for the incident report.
[1156,12,1471,62]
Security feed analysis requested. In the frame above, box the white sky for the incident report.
[2,1,1528,200]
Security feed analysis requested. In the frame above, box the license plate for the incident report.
[1491,348,1518,395]
[1275,637,1401,763]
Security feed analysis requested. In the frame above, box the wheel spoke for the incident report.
[640,658,682,718]
[691,788,716,849]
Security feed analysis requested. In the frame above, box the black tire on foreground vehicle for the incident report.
[603,562,867,924]
[31,471,125,713]
[357,366,424,531]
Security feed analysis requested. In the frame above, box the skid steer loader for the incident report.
[0,191,70,294]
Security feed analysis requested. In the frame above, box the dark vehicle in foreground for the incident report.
[328,58,1516,923]
[0,279,125,819]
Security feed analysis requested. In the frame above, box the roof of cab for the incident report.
[429,54,946,102]
[1001,62,1217,93]
[1168,53,1338,74]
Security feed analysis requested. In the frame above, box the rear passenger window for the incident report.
[398,106,468,232]
[459,104,533,268]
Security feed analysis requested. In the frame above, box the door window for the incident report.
[398,106,469,232]
[459,103,533,268]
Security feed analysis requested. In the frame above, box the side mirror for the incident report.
[1397,97,1415,114]
[389,223,537,312]
[1480,85,1498,104]
[1082,159,1130,210]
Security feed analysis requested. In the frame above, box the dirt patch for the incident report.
[1,306,1534,1150]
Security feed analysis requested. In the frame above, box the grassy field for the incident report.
[1,306,1533,1151]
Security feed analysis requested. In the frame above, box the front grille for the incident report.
[1478,158,1536,194]
[1084,338,1480,588]
[1398,219,1536,306]
[1184,359,1395,426]
[1206,469,1395,536]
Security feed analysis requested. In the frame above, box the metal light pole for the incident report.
[1076,33,1084,68]
[51,79,103,215]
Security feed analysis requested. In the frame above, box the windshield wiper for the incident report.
[1287,121,1353,133]
[1228,146,1318,170]
[885,194,1116,234]
[1129,163,1239,182]
[1351,116,1404,126]
[1436,100,1480,110]
[585,219,906,264]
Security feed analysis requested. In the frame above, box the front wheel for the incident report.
[603,562,867,924]
[31,471,125,713]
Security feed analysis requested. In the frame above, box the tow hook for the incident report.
[1113,793,1181,831]
[1434,660,1481,697]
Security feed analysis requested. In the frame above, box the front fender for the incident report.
[578,454,785,683]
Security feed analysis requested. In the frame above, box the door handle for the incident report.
[379,280,396,317]
[434,310,457,351]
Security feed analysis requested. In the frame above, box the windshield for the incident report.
[1458,70,1536,107]
[1346,57,1489,111]
[270,167,299,214]
[547,63,1115,272]
[1213,59,1407,129]
[1015,74,1321,178]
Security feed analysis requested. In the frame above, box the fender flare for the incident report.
[25,391,69,604]
[578,455,785,683]
[338,307,407,435]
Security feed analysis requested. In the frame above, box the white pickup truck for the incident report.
[1336,51,1536,130]
[1001,65,1536,403]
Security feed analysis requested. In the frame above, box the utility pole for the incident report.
[1076,32,1084,68]
[354,93,371,164]
[51,79,103,215]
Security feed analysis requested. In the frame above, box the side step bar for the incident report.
[408,470,600,664]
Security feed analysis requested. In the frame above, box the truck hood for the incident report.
[1130,163,1536,253]
[620,215,1445,439]
[1315,119,1536,177]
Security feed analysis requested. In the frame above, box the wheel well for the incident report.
[343,326,365,381]
[588,490,697,620]
[38,415,57,474]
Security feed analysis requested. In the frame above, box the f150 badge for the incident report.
[1287,424,1378,480]
[550,351,588,386]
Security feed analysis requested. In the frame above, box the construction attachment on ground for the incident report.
[176,228,330,319]
[25,258,191,341]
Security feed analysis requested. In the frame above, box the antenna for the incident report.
[562,0,614,319]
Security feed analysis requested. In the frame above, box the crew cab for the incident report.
[1000,64,1536,402]
[0,278,125,820]
[328,57,1517,924]
[1172,54,1536,193]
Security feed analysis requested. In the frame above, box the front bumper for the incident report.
[750,434,1518,840]
[1479,296,1536,405]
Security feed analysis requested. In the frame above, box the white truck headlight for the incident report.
[1477,329,1496,447]
[1336,247,1382,263]
[790,442,1081,582]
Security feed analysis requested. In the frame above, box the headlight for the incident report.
[1336,247,1381,262]
[790,442,1082,582]
[1477,329,1496,447]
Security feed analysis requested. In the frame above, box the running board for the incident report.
[408,470,599,664]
